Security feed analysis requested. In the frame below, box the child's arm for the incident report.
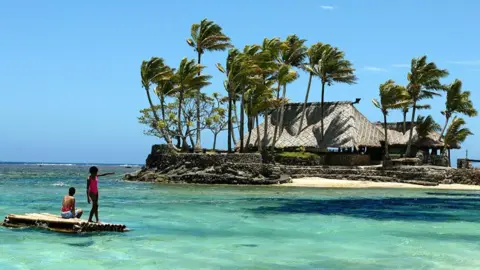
[98,172,115,177]
[86,177,90,204]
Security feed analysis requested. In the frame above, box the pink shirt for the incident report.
[88,176,98,194]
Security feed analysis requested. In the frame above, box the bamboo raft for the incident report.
[2,213,128,233]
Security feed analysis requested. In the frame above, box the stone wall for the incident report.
[280,165,450,185]
[274,153,370,166]
[324,153,371,166]
[274,155,325,166]
[445,169,480,185]
[146,144,262,170]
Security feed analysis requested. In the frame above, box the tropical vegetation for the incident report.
[138,18,475,163]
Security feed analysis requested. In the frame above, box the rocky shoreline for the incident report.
[124,145,480,186]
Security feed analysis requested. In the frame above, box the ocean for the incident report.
[1,164,480,269]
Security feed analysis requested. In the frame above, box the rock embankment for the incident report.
[124,145,291,185]
[125,145,480,186]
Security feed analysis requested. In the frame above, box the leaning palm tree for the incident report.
[438,79,477,140]
[141,57,174,146]
[372,80,408,161]
[443,117,473,167]
[404,56,449,156]
[297,42,327,136]
[272,35,306,149]
[217,49,255,152]
[400,93,411,135]
[305,45,357,140]
[187,19,232,151]
[172,58,212,151]
[153,78,175,143]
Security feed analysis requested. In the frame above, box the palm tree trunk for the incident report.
[448,148,451,167]
[263,110,269,149]
[177,90,184,151]
[195,52,202,152]
[320,81,326,140]
[232,99,238,145]
[402,110,407,135]
[246,116,252,150]
[227,95,232,152]
[240,94,245,153]
[297,73,313,136]
[159,94,172,145]
[405,100,417,157]
[146,87,171,145]
[213,133,217,151]
[185,121,193,152]
[383,112,389,160]
[438,115,450,141]
[278,84,287,137]
[256,115,261,152]
[271,82,282,150]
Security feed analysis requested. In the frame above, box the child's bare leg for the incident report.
[88,204,95,222]
[94,203,99,223]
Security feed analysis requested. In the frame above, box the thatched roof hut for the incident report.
[243,102,459,150]
[244,102,384,149]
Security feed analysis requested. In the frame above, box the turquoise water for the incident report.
[2,165,480,269]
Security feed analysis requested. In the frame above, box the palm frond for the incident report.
[416,115,441,139]
[444,117,473,148]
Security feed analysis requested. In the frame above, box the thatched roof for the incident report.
[242,102,460,150]
[244,102,384,149]
[374,122,459,149]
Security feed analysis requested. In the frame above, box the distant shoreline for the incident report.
[279,177,480,190]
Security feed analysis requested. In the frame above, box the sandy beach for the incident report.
[281,177,480,190]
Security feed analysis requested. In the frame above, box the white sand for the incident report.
[280,177,480,190]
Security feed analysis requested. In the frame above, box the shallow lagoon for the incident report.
[2,165,480,269]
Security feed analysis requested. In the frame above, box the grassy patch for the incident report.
[277,152,320,159]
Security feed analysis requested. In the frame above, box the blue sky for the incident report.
[1,0,479,164]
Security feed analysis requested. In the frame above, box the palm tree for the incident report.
[304,45,357,140]
[443,117,473,167]
[153,78,175,143]
[187,19,232,151]
[272,35,306,149]
[218,49,242,152]
[372,80,408,161]
[400,93,411,135]
[438,79,477,140]
[404,56,449,156]
[172,58,211,151]
[140,57,174,146]
[297,42,327,136]
[415,115,441,139]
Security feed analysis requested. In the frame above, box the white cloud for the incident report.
[320,5,334,10]
[391,64,409,68]
[448,60,480,66]
[364,66,387,72]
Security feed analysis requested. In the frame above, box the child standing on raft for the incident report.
[87,166,115,223]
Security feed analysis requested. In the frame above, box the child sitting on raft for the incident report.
[61,187,83,219]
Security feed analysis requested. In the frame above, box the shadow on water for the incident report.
[66,240,95,247]
[246,197,480,222]
[426,192,480,197]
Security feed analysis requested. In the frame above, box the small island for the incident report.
[126,19,479,188]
